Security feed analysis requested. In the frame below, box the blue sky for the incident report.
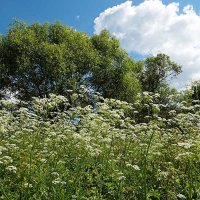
[0,0,199,35]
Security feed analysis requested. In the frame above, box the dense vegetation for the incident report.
[0,21,182,102]
[0,90,200,199]
[0,21,200,199]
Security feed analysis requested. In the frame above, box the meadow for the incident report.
[0,89,200,200]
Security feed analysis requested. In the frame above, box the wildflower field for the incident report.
[0,90,199,200]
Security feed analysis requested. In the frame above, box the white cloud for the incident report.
[94,0,200,89]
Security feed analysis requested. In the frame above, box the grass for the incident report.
[0,93,200,199]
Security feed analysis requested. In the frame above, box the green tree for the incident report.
[1,21,182,105]
[90,30,142,103]
[140,53,182,93]
[135,54,182,120]
[183,80,200,106]
[191,81,200,103]
[0,20,98,100]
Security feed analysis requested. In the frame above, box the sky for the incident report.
[1,0,200,89]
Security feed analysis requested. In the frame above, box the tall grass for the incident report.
[0,92,200,199]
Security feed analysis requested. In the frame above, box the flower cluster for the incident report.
[0,91,200,199]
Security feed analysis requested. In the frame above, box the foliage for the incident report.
[0,20,98,100]
[140,53,182,93]
[191,81,200,102]
[182,81,200,107]
[0,21,184,106]
[0,22,143,103]
[90,30,142,102]
[0,90,200,199]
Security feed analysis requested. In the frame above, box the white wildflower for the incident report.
[177,193,186,199]
[118,175,126,181]
[0,146,7,155]
[52,178,66,185]
[40,158,47,163]
[0,156,13,164]
[132,165,141,171]
[24,183,33,188]
[51,172,60,177]
[159,171,169,177]
[178,142,193,149]
[6,165,17,173]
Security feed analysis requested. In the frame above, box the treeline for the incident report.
[0,20,199,106]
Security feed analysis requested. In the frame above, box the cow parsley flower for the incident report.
[6,166,17,173]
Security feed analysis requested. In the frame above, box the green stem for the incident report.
[143,123,154,200]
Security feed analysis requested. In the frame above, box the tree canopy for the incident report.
[90,30,142,102]
[0,20,183,103]
[140,53,182,93]
[0,21,98,100]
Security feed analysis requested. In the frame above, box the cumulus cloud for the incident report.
[94,0,200,89]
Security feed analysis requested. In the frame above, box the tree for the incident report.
[140,53,182,93]
[0,20,98,100]
[183,80,200,106]
[134,54,182,120]
[0,22,142,103]
[191,81,200,103]
[0,21,182,105]
[90,30,142,103]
